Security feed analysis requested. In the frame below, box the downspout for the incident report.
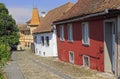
[117,16,120,79]
[54,9,109,25]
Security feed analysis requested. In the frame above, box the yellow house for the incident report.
[18,24,30,50]
[18,8,40,50]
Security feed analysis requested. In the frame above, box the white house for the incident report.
[33,2,74,57]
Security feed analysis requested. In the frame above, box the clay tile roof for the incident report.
[17,24,29,31]
[29,8,40,26]
[93,0,120,12]
[34,2,74,33]
[55,0,120,22]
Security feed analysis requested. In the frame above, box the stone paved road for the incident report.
[3,50,115,79]
[4,52,25,79]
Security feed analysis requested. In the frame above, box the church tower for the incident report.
[28,8,40,34]
[29,8,40,26]
[25,8,40,49]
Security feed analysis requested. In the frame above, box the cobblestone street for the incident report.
[3,50,115,79]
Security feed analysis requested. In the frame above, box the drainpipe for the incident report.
[54,9,109,25]
[117,16,120,79]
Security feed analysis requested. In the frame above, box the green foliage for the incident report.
[0,3,8,14]
[0,72,3,79]
[0,43,11,66]
[0,3,19,45]
[0,43,11,79]
[0,3,17,79]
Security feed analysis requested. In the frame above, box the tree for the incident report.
[0,3,19,45]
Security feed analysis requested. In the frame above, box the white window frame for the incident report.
[82,22,90,45]
[69,51,74,64]
[60,25,64,41]
[68,23,73,42]
[83,55,90,68]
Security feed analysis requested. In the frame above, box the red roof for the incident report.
[55,0,120,22]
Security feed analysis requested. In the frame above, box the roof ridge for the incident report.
[49,2,74,13]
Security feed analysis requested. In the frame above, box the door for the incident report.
[104,21,116,73]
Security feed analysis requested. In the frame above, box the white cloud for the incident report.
[8,7,32,24]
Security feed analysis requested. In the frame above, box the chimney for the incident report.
[41,11,46,18]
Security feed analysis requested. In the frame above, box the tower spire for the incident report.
[29,8,40,26]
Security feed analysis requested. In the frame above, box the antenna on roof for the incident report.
[33,0,37,8]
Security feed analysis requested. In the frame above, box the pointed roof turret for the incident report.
[29,8,40,26]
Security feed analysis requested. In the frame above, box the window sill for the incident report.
[60,39,65,42]
[82,43,90,47]
[68,40,73,43]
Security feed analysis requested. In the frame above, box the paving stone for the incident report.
[3,50,115,79]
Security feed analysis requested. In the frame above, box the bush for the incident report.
[0,72,3,79]
[0,43,11,66]
[0,43,11,79]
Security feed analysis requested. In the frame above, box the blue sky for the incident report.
[0,0,77,24]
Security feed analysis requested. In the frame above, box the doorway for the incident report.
[104,20,116,74]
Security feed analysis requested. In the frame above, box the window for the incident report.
[83,55,90,68]
[35,48,38,54]
[46,36,49,46]
[25,42,27,47]
[69,51,74,63]
[38,36,41,44]
[82,22,89,45]
[34,36,39,43]
[34,36,37,43]
[26,30,30,35]
[39,51,41,55]
[41,36,44,46]
[60,25,64,41]
[68,24,73,42]
[28,42,30,47]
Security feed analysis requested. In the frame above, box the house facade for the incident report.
[33,2,74,57]
[17,24,30,50]
[54,0,120,78]
[34,30,58,56]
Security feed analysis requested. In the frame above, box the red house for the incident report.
[54,0,120,78]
